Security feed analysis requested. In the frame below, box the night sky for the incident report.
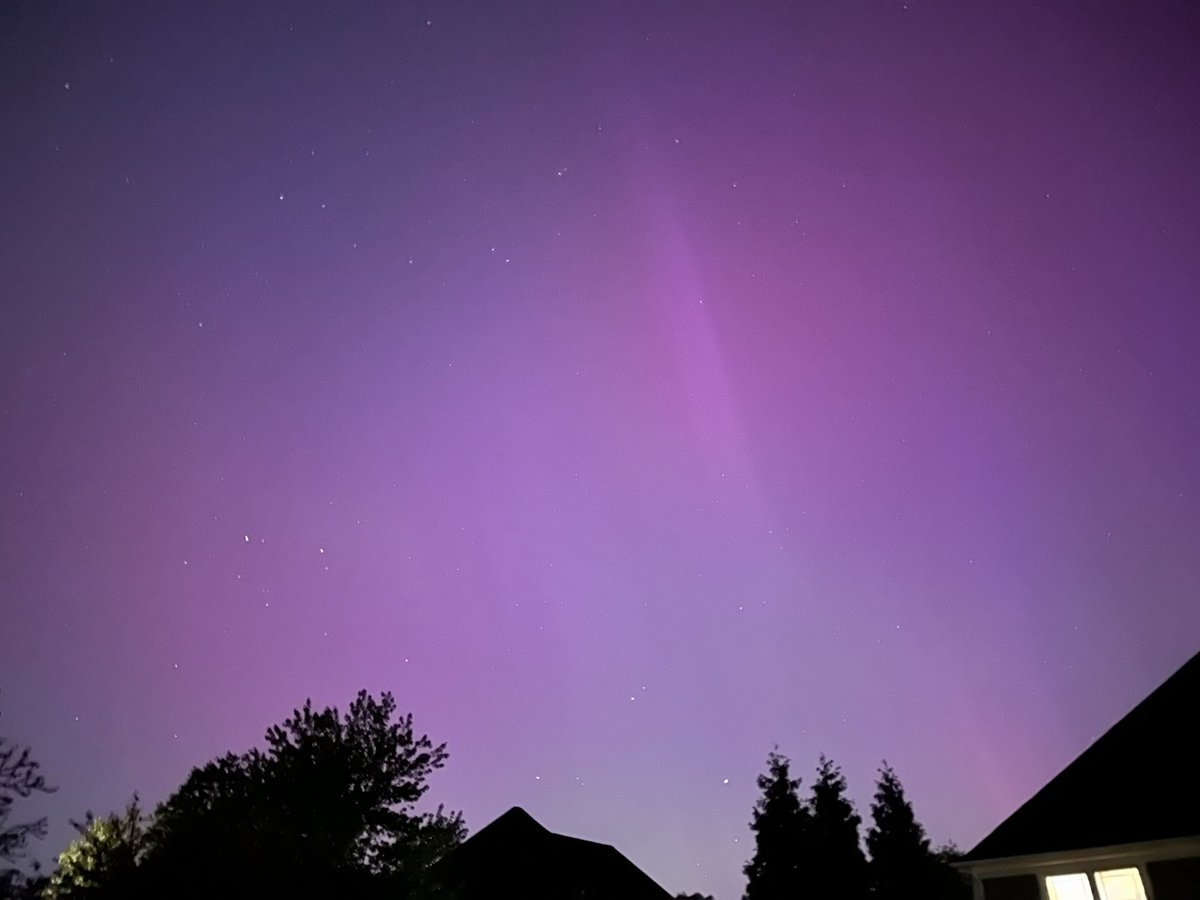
[3,2,1199,898]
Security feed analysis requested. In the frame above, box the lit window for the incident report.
[1045,868,1148,900]
[1094,868,1147,900]
[1046,873,1094,900]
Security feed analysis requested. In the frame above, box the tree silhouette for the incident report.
[931,842,972,900]
[866,763,933,900]
[809,754,869,900]
[1,718,55,898]
[141,690,465,899]
[867,763,971,900]
[743,749,809,900]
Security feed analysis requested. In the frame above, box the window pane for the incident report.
[1094,868,1148,900]
[1046,873,1095,900]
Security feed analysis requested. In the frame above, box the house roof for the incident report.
[964,650,1200,861]
[430,806,673,899]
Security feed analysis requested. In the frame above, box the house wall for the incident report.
[980,873,1040,900]
[961,838,1200,900]
[1145,856,1200,900]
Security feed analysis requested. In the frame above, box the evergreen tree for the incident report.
[866,763,932,900]
[743,749,809,900]
[809,754,869,900]
[867,764,972,900]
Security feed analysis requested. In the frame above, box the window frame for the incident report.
[1044,865,1150,900]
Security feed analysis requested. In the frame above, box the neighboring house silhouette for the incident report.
[430,805,673,899]
[957,650,1200,900]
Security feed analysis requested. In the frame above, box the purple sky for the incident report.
[3,2,1199,897]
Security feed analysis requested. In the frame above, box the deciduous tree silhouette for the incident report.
[743,749,809,900]
[141,690,464,899]
[1,715,55,898]
[930,842,972,900]
[809,754,869,900]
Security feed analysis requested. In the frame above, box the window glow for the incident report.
[1094,868,1147,900]
[1046,873,1095,900]
[1045,868,1148,900]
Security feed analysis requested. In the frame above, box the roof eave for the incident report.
[955,834,1200,877]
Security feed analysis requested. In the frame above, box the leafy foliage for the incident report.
[43,798,149,900]
[931,842,972,900]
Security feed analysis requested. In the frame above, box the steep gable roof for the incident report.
[964,650,1200,861]
[431,806,673,899]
